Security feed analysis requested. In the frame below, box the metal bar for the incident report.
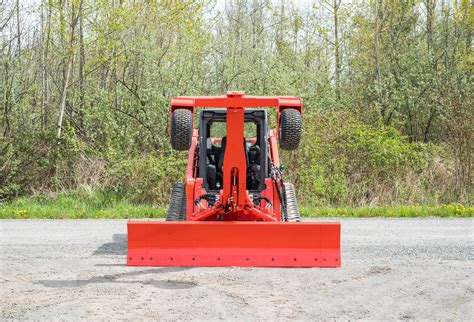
[170,92,302,110]
[245,207,279,222]
[222,107,247,206]
[190,205,223,221]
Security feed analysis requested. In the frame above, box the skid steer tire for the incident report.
[279,108,302,150]
[166,183,187,221]
[283,182,301,222]
[171,109,192,151]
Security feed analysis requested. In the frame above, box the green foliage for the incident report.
[106,153,187,204]
[0,0,471,209]
[284,113,441,206]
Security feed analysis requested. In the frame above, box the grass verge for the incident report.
[300,204,473,218]
[0,192,472,219]
[0,192,166,219]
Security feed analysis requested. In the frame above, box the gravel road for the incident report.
[1,218,472,320]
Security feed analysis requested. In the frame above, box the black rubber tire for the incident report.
[279,108,302,150]
[171,109,192,150]
[283,182,301,222]
[166,183,187,221]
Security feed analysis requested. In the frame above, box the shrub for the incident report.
[283,112,451,206]
[106,153,187,204]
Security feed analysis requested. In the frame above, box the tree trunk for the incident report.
[57,0,79,140]
[16,0,21,58]
[375,0,384,119]
[40,1,47,130]
[79,1,85,129]
[333,0,341,104]
[57,57,73,140]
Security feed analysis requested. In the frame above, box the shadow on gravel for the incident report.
[35,267,196,290]
[94,234,127,255]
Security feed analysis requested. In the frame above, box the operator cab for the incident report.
[198,109,269,192]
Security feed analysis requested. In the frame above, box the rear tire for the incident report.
[283,182,301,222]
[279,108,302,150]
[166,183,187,221]
[171,109,192,150]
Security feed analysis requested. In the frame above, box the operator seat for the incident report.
[215,137,249,189]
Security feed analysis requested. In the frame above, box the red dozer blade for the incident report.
[127,221,341,267]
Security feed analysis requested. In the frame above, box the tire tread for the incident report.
[279,108,302,150]
[171,109,192,150]
[166,182,187,221]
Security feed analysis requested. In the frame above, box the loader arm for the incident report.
[222,106,247,208]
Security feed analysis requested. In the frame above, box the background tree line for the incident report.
[0,0,472,206]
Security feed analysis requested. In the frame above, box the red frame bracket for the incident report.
[169,91,302,135]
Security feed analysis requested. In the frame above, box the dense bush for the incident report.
[284,113,454,206]
[1,111,461,207]
[106,153,186,204]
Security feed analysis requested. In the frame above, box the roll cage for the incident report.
[198,109,269,192]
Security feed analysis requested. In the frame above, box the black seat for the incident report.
[214,137,249,189]
[246,145,261,190]
[207,164,217,189]
[217,137,227,175]
[248,145,260,165]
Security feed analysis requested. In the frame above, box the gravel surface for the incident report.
[1,218,473,320]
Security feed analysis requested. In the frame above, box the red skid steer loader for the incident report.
[127,91,341,267]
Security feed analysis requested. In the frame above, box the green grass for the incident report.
[300,204,473,218]
[0,192,472,219]
[0,192,166,219]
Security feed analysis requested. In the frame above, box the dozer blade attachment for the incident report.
[127,221,341,267]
